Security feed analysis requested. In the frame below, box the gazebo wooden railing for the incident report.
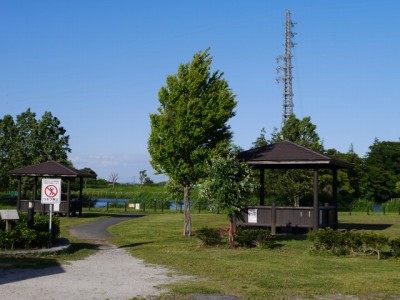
[235,204,337,235]
[17,199,80,215]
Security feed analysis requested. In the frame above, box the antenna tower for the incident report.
[276,9,296,127]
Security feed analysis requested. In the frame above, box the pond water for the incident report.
[93,198,129,208]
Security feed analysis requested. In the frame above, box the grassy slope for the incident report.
[109,212,400,299]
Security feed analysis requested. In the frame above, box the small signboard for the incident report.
[0,209,19,220]
[41,178,62,204]
[135,203,140,210]
[248,208,258,224]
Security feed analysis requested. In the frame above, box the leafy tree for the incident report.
[265,114,323,206]
[0,115,18,188]
[138,170,153,185]
[80,168,97,188]
[0,109,70,189]
[252,128,268,148]
[323,147,364,199]
[272,114,323,151]
[200,154,258,247]
[148,49,237,236]
[363,139,400,202]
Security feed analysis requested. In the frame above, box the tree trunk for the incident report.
[183,184,191,236]
[228,218,235,248]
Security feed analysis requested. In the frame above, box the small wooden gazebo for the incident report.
[237,141,353,234]
[7,161,95,217]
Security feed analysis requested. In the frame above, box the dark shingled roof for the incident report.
[7,160,95,178]
[237,140,353,169]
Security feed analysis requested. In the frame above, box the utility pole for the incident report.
[276,9,296,128]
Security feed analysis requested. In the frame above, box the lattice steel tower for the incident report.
[276,9,296,127]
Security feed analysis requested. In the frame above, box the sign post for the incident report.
[41,178,61,247]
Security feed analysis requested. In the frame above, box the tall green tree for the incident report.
[363,139,400,202]
[266,114,323,206]
[0,109,71,189]
[200,154,258,246]
[252,128,268,148]
[0,115,18,188]
[148,49,237,236]
[273,114,323,151]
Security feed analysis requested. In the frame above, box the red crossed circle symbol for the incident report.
[44,185,58,198]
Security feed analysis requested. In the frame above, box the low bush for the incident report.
[235,228,275,249]
[308,228,392,259]
[195,226,224,247]
[0,213,60,250]
[389,238,400,258]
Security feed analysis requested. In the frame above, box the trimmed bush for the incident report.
[195,226,223,247]
[0,213,60,250]
[308,228,391,259]
[389,238,400,258]
[235,228,275,249]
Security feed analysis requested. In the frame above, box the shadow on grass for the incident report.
[338,223,393,231]
[76,212,146,218]
[67,242,102,252]
[118,241,154,249]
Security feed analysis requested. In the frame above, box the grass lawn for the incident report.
[109,212,400,299]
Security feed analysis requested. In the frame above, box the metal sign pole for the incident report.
[49,204,53,247]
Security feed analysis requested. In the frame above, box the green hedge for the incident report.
[0,213,60,250]
[307,228,397,259]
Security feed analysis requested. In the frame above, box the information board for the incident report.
[41,178,62,204]
[0,210,19,220]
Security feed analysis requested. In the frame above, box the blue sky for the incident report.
[1,1,399,183]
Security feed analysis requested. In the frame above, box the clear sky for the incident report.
[1,1,399,183]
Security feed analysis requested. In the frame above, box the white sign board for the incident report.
[41,178,62,204]
[0,210,19,220]
[248,208,258,224]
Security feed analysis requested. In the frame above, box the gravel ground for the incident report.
[0,216,191,300]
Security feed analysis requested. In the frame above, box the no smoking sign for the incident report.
[41,178,61,204]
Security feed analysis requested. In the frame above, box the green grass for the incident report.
[109,213,400,299]
[1,206,399,299]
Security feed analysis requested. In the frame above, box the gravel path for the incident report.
[0,215,191,300]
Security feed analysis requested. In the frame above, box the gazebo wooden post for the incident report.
[79,177,83,217]
[332,168,338,229]
[313,169,319,230]
[67,179,71,217]
[17,176,22,211]
[259,168,265,206]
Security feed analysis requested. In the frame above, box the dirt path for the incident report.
[0,215,190,300]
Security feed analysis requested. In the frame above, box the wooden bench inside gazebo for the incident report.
[7,161,95,217]
[236,141,353,234]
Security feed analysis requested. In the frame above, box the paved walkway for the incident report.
[0,214,191,300]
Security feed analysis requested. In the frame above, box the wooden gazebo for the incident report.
[236,141,353,234]
[7,161,95,217]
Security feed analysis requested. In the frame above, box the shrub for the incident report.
[382,198,400,213]
[235,228,275,249]
[0,213,60,250]
[350,199,374,213]
[195,226,223,247]
[389,238,400,258]
[308,228,390,259]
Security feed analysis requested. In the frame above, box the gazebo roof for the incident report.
[7,160,95,178]
[237,140,353,169]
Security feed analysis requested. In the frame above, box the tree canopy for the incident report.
[148,49,237,236]
[0,109,70,188]
[364,139,400,201]
[200,154,258,246]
